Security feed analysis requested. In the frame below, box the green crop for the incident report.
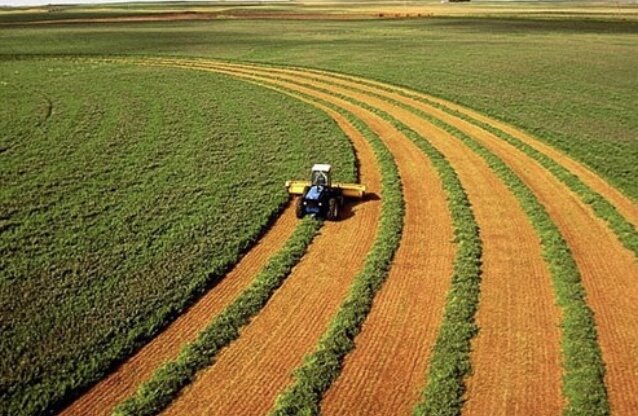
[113,217,322,416]
[1,15,636,198]
[0,59,355,416]
[270,89,404,416]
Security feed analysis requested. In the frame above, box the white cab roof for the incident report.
[312,164,332,172]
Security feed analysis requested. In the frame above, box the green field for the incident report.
[0,59,355,414]
[1,4,637,414]
[1,13,637,199]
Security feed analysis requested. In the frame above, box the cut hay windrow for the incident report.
[305,94,481,416]
[181,62,564,415]
[269,102,404,415]
[405,98,638,258]
[352,106,482,416]
[196,62,476,415]
[112,217,322,416]
[398,107,610,415]
[156,59,624,416]
[268,64,638,257]
[256,66,600,413]
[320,83,607,413]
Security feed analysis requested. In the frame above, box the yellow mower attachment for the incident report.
[285,180,366,199]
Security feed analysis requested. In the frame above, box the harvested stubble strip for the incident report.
[151,61,407,414]
[129,60,384,416]
[404,114,610,415]
[61,207,298,416]
[325,80,604,413]
[379,86,638,415]
[209,61,560,414]
[199,64,477,416]
[245,64,609,414]
[270,93,404,416]
[272,64,638,227]
[323,104,481,416]
[112,217,322,416]
[405,100,638,257]
[250,62,637,255]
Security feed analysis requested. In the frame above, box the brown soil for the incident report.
[280,66,638,415]
[59,206,298,415]
[70,57,638,414]
[190,61,564,414]
[143,59,563,415]
[154,81,383,415]
[296,67,638,228]
[258,63,638,415]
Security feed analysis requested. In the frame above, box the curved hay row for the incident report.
[271,64,638,230]
[59,70,380,416]
[66,57,637,416]
[156,88,388,415]
[184,61,564,415]
[130,59,566,415]
[60,208,299,415]
[171,60,637,415]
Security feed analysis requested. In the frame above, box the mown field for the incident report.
[0,59,355,414]
[1,4,637,416]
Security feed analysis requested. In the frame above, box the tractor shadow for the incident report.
[339,192,380,221]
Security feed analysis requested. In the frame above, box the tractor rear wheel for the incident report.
[327,197,339,221]
[296,198,305,219]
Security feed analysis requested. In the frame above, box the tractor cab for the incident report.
[310,164,332,188]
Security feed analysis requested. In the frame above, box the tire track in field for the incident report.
[238,64,638,415]
[59,206,298,416]
[285,66,638,228]
[149,72,385,415]
[183,61,562,415]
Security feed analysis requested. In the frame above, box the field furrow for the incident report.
[274,66,637,414]
[58,58,636,415]
[154,87,383,415]
[213,63,638,415]
[188,62,563,414]
[287,67,638,229]
[59,205,298,416]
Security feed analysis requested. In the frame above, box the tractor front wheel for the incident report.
[327,197,339,221]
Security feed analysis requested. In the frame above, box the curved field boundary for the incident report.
[220,61,638,256]
[59,209,300,416]
[275,64,638,229]
[165,64,455,415]
[188,62,564,415]
[75,60,386,416]
[146,73,387,416]
[113,217,322,416]
[202,62,637,415]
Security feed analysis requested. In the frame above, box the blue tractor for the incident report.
[285,164,366,221]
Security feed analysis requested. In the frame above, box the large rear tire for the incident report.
[296,198,305,219]
[327,197,339,221]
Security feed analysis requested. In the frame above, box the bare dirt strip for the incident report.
[289,67,638,228]
[258,66,638,415]
[209,62,638,415]
[156,82,384,415]
[186,62,563,415]
[60,206,299,416]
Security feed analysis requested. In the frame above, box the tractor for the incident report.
[285,164,366,220]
